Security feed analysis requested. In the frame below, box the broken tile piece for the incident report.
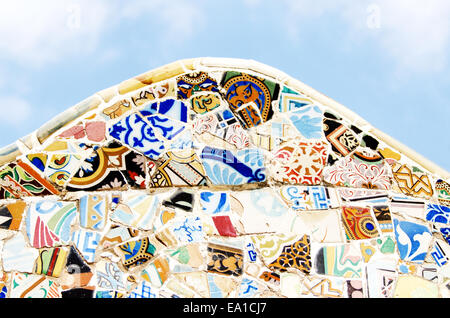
[10,272,61,298]
[393,219,432,263]
[115,236,160,270]
[0,200,26,231]
[271,140,327,185]
[341,206,379,241]
[71,229,101,263]
[201,147,266,185]
[314,244,362,278]
[207,243,243,277]
[26,200,77,248]
[79,193,107,230]
[391,162,434,198]
[3,232,39,272]
[34,247,68,278]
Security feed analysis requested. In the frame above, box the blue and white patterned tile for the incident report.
[171,216,204,244]
[238,277,261,298]
[425,203,450,225]
[108,112,166,160]
[199,191,231,215]
[288,105,323,139]
[430,240,449,267]
[278,185,339,211]
[95,260,126,291]
[71,228,101,263]
[128,280,158,298]
[200,147,266,186]
[139,98,187,123]
[393,219,432,263]
[145,114,185,141]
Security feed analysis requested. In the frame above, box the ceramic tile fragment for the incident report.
[297,209,344,243]
[26,200,77,248]
[314,244,362,278]
[341,206,379,241]
[102,99,133,120]
[323,149,392,190]
[430,240,449,267]
[207,273,239,298]
[201,146,266,185]
[71,228,101,263]
[0,161,59,199]
[338,188,389,204]
[61,246,93,289]
[238,276,263,297]
[435,179,450,207]
[66,144,130,191]
[148,149,208,187]
[10,272,61,298]
[131,80,175,107]
[271,140,327,185]
[372,205,394,233]
[280,273,303,297]
[177,72,219,99]
[346,280,364,298]
[425,203,450,225]
[58,121,106,143]
[394,276,438,298]
[0,200,26,230]
[365,260,397,298]
[0,273,9,298]
[115,236,161,270]
[110,193,160,230]
[192,108,250,150]
[323,112,359,157]
[95,260,126,291]
[140,256,171,288]
[79,193,107,230]
[99,224,140,250]
[289,105,324,139]
[278,185,339,211]
[199,191,231,214]
[34,247,68,277]
[393,219,432,263]
[232,189,291,233]
[391,162,434,198]
[2,232,39,272]
[278,86,315,113]
[221,71,279,128]
[206,243,243,277]
[301,276,345,298]
[390,195,426,218]
[190,92,222,114]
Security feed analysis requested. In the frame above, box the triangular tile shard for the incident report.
[0,57,448,299]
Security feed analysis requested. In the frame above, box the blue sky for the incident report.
[0,0,449,171]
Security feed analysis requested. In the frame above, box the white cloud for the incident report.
[374,0,450,72]
[0,0,205,68]
[282,0,450,73]
[0,0,114,67]
[0,96,32,124]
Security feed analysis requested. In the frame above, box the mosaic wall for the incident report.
[0,63,449,299]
